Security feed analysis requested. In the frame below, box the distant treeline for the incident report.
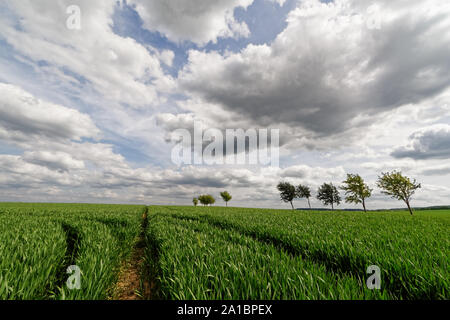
[384,206,450,211]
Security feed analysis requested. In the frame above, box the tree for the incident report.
[296,184,312,209]
[340,174,372,212]
[193,197,198,207]
[377,171,421,215]
[198,194,216,206]
[316,183,341,210]
[277,181,296,210]
[220,191,232,207]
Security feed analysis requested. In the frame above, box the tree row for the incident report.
[277,170,421,215]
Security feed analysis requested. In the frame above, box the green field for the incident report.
[0,203,448,300]
[0,203,143,300]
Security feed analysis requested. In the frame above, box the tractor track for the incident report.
[113,207,153,300]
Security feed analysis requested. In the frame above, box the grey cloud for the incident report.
[178,0,450,141]
[22,151,85,173]
[421,166,450,176]
[391,125,450,160]
[0,83,131,172]
[164,176,228,188]
[280,165,346,181]
[1,1,450,209]
[0,155,83,188]
[0,83,100,142]
[155,112,282,159]
[0,84,136,189]
[158,167,255,189]
[1,1,173,108]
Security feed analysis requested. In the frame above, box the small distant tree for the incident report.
[277,181,296,210]
[198,194,216,206]
[317,183,341,210]
[377,171,421,215]
[296,184,312,209]
[198,195,206,206]
[206,195,216,206]
[340,174,372,213]
[220,191,232,207]
[193,197,198,207]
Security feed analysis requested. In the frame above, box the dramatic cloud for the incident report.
[0,83,100,143]
[420,165,450,176]
[392,124,450,160]
[0,155,83,188]
[178,0,450,145]
[22,151,85,173]
[129,0,253,45]
[281,165,346,181]
[0,0,450,208]
[0,84,128,181]
[0,0,174,108]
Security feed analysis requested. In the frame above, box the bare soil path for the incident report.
[113,209,152,300]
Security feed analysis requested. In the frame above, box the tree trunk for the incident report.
[406,200,413,215]
[362,199,367,213]
[226,202,228,207]
[307,198,311,209]
[331,202,334,211]
[290,201,294,210]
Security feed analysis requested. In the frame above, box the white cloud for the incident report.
[270,0,287,6]
[176,0,450,149]
[129,0,253,45]
[361,160,418,173]
[0,82,100,142]
[23,151,85,172]
[159,50,175,67]
[0,155,83,188]
[281,165,346,182]
[0,0,450,208]
[0,83,130,182]
[0,0,174,108]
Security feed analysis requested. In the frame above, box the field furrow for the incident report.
[150,206,449,299]
[0,203,448,300]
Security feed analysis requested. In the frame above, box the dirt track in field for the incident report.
[113,210,152,300]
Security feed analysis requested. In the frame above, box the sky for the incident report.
[0,0,450,209]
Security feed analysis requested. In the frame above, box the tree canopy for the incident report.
[198,194,216,206]
[220,191,232,207]
[277,181,296,210]
[340,174,372,212]
[317,183,341,210]
[377,171,421,215]
[296,184,312,209]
